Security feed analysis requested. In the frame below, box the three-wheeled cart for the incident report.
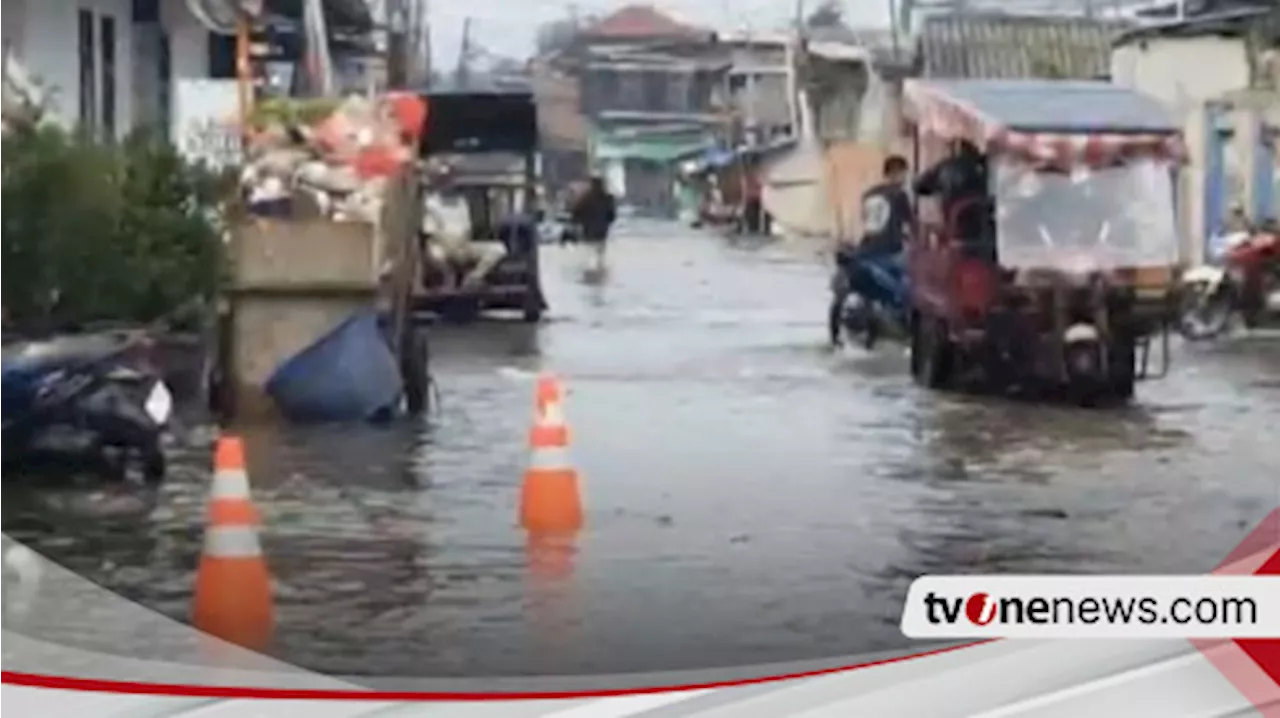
[901,80,1186,405]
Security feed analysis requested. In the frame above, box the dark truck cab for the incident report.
[413,89,547,322]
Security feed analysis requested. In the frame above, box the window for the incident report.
[209,32,236,79]
[618,72,643,109]
[665,72,690,113]
[78,9,96,131]
[100,15,116,138]
[584,69,618,114]
[131,0,159,23]
[158,30,171,139]
[642,71,665,110]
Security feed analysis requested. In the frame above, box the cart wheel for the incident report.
[522,290,545,323]
[402,327,430,416]
[1106,334,1137,403]
[141,443,166,485]
[911,314,954,390]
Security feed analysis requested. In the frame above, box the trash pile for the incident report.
[239,93,427,223]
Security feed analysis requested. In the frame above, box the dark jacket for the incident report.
[858,182,913,256]
[572,188,617,241]
[915,152,990,243]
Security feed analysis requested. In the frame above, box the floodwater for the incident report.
[5,222,1279,678]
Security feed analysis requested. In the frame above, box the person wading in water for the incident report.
[571,176,618,272]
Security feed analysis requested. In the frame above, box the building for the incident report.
[1110,3,1279,261]
[531,57,590,198]
[718,30,798,144]
[556,4,728,216]
[898,0,1156,34]
[754,23,914,240]
[1,0,371,140]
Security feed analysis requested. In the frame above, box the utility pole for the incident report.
[409,0,432,87]
[387,0,409,89]
[455,18,472,90]
[235,0,260,140]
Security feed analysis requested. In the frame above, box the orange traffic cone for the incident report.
[534,372,562,416]
[192,436,274,653]
[519,375,583,534]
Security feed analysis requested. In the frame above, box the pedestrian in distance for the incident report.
[570,175,618,275]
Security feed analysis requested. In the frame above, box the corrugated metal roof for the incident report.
[919,13,1132,79]
[1114,6,1276,45]
[918,79,1180,133]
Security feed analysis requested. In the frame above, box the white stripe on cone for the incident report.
[211,470,251,500]
[530,446,573,472]
[204,526,264,558]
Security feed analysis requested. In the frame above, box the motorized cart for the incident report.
[413,89,547,323]
[901,79,1186,405]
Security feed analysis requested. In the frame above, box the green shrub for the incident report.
[249,97,341,131]
[2,125,232,332]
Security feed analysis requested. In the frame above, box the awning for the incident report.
[186,0,371,35]
[593,138,712,163]
[903,79,1185,167]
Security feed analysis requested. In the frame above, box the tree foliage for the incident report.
[535,16,581,56]
[2,125,231,332]
[805,0,845,29]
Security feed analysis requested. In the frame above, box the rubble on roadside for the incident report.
[238,93,426,224]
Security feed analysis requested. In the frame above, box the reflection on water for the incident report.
[3,226,1277,677]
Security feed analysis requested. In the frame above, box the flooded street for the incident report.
[5,221,1279,678]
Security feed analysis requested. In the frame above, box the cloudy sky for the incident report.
[425,0,895,70]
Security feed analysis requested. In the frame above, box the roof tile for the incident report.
[583,4,709,40]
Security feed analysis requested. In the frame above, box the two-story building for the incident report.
[718,30,797,144]
[558,5,728,216]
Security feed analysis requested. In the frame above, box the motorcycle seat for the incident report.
[1,332,135,374]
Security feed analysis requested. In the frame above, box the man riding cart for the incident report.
[420,161,510,291]
[900,79,1185,405]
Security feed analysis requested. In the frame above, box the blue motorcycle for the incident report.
[829,250,911,350]
[2,331,173,484]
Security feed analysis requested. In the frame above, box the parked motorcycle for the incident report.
[2,331,173,484]
[1179,226,1280,340]
[830,251,911,350]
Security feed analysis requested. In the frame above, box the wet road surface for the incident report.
[5,222,1279,677]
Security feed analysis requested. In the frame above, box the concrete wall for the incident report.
[1111,36,1250,112]
[16,0,135,136]
[1111,34,1254,263]
[725,42,794,133]
[162,0,212,84]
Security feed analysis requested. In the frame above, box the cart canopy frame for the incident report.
[902,79,1185,168]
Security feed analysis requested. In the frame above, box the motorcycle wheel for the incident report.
[861,312,880,350]
[1178,282,1234,341]
[141,443,166,485]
